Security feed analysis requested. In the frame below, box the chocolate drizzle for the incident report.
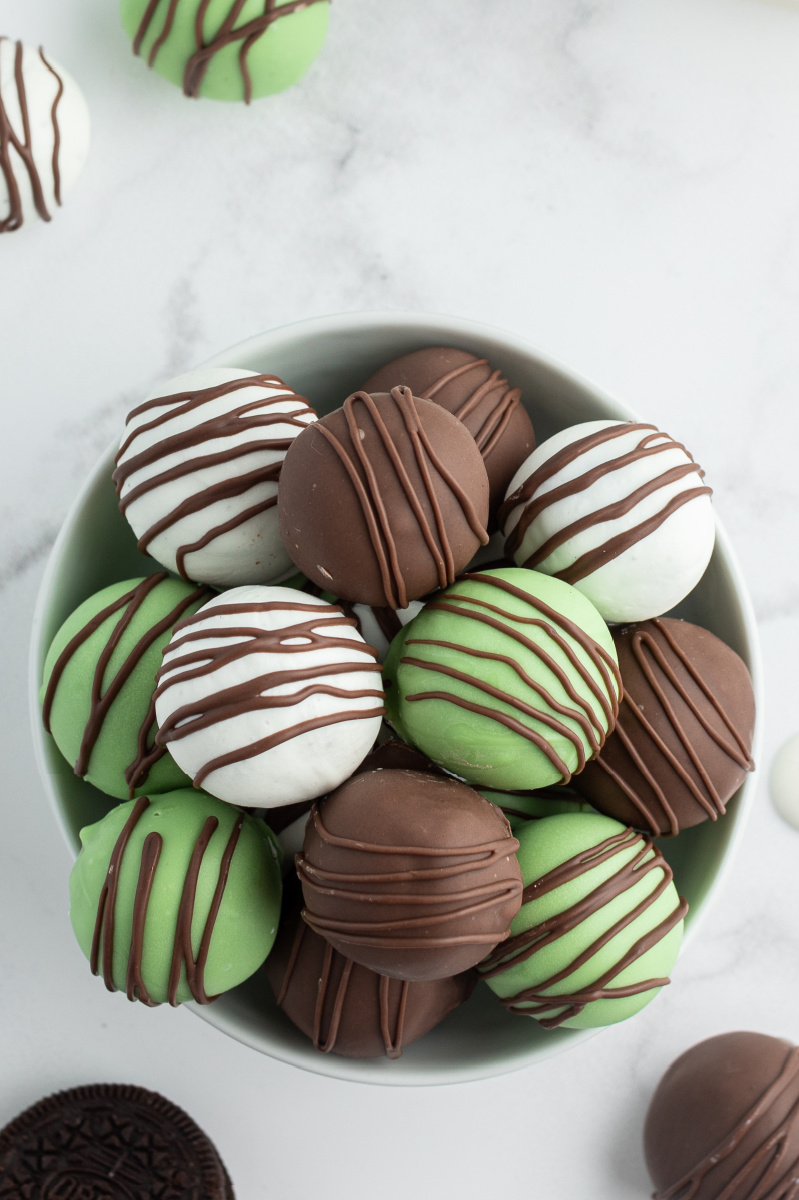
[478,827,687,1027]
[419,358,523,461]
[312,388,489,610]
[42,574,211,796]
[500,422,712,582]
[400,571,621,784]
[276,918,410,1057]
[297,798,523,952]
[154,598,384,788]
[113,374,315,581]
[0,39,64,232]
[90,795,245,1005]
[132,0,329,103]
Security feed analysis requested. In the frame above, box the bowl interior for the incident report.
[30,311,762,1085]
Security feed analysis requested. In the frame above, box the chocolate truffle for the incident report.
[361,347,534,518]
[119,0,331,102]
[266,882,476,1058]
[69,789,282,1006]
[277,387,490,609]
[499,420,716,623]
[0,38,90,233]
[41,573,211,800]
[478,812,687,1029]
[154,586,385,807]
[383,567,621,792]
[573,617,755,836]
[114,367,316,589]
[644,1032,799,1200]
[296,768,523,981]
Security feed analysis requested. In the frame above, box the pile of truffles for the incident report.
[41,343,756,1060]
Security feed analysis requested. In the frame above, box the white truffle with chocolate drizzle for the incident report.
[499,420,715,624]
[113,367,316,589]
[0,37,90,233]
[154,586,385,808]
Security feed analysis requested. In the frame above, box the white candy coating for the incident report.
[114,367,316,588]
[770,732,799,831]
[501,420,715,623]
[351,600,422,662]
[154,586,384,808]
[0,38,90,232]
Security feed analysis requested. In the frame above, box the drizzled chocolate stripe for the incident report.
[133,0,328,102]
[301,551,406,644]
[314,388,488,611]
[399,572,620,784]
[478,828,687,1027]
[0,39,64,232]
[275,920,410,1057]
[655,1046,799,1200]
[154,599,384,787]
[114,375,314,582]
[90,796,243,1005]
[500,423,712,579]
[420,359,523,460]
[593,619,755,837]
[297,803,522,950]
[42,574,211,795]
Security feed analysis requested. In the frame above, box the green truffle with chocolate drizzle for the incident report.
[41,574,211,800]
[119,0,331,102]
[477,812,687,1029]
[69,789,282,1005]
[383,567,621,792]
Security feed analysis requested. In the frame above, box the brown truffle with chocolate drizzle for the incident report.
[267,879,476,1058]
[644,1032,799,1200]
[297,768,523,981]
[573,618,755,837]
[361,347,534,519]
[277,388,490,609]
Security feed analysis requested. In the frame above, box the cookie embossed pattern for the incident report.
[30,311,763,1084]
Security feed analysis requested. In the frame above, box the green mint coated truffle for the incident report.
[478,812,687,1029]
[69,789,283,1005]
[479,788,595,834]
[383,568,621,791]
[41,574,211,800]
[119,0,331,102]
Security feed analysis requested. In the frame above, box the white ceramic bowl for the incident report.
[30,311,763,1086]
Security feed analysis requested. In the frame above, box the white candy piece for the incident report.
[154,586,385,808]
[114,367,317,589]
[770,732,799,831]
[350,600,422,662]
[0,38,90,232]
[500,420,715,624]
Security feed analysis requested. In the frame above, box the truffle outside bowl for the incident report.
[30,311,763,1086]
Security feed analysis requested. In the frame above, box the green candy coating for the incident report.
[383,568,621,791]
[41,575,210,800]
[119,0,331,102]
[69,789,282,1005]
[479,788,595,835]
[478,812,686,1029]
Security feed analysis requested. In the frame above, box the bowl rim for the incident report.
[29,308,764,1086]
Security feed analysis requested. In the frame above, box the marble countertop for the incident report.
[3,0,799,1195]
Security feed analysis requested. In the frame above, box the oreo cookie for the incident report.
[0,1082,234,1198]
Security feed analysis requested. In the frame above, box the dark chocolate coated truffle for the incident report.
[361,346,535,519]
[296,768,523,981]
[266,882,476,1058]
[644,1032,799,1200]
[573,617,755,836]
[277,387,490,609]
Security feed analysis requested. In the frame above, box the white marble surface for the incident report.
[3,0,799,1195]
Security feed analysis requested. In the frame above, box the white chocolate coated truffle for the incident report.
[114,367,316,588]
[500,420,715,624]
[154,586,385,808]
[0,38,90,232]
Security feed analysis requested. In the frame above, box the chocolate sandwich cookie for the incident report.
[0,1082,234,1198]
